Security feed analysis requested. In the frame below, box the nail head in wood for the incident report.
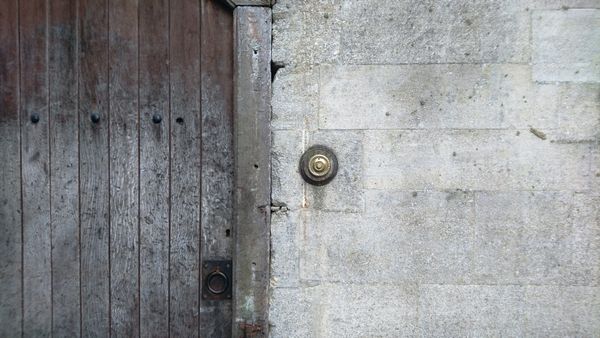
[90,113,100,124]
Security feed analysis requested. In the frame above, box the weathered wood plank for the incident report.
[79,0,110,335]
[19,1,52,335]
[200,0,234,336]
[233,7,272,337]
[0,0,22,335]
[108,0,140,336]
[169,0,201,335]
[49,0,80,335]
[139,0,170,336]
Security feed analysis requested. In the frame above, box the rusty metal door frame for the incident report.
[224,1,273,337]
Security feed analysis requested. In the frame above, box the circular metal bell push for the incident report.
[299,145,338,186]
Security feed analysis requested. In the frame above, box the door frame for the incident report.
[225,2,272,337]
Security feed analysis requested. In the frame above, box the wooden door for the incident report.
[0,0,272,336]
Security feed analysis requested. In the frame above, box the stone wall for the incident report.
[269,1,600,336]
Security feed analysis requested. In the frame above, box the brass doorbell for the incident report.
[299,145,338,186]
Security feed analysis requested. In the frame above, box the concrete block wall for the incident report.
[270,1,600,336]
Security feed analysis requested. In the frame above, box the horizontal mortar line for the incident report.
[534,80,600,85]
[291,280,600,288]
[418,283,600,288]
[313,127,598,132]
[316,62,533,67]
[362,188,598,193]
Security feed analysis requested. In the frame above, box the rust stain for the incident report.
[239,322,264,338]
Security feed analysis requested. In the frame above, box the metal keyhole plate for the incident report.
[202,260,232,301]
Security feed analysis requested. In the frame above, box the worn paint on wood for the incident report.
[0,1,254,336]
[108,0,140,336]
[169,0,202,336]
[79,0,110,336]
[139,0,170,336]
[20,1,53,335]
[201,0,235,336]
[0,0,22,335]
[49,0,80,336]
[220,0,272,8]
[233,6,272,337]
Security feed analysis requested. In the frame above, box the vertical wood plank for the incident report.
[233,7,272,337]
[169,0,201,335]
[139,0,169,336]
[108,0,139,336]
[49,0,80,335]
[200,0,234,336]
[0,0,22,336]
[79,0,110,335]
[19,0,52,335]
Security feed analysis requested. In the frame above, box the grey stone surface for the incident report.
[340,0,530,64]
[268,287,315,338]
[364,130,594,191]
[418,285,526,337]
[316,283,419,337]
[270,211,302,288]
[300,191,475,284]
[524,286,600,337]
[271,130,305,210]
[473,191,600,285]
[272,66,319,131]
[306,131,364,213]
[272,0,343,66]
[529,0,600,9]
[319,65,600,139]
[270,0,600,336]
[532,9,600,82]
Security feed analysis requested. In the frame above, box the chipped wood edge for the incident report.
[232,6,272,338]
[219,0,273,9]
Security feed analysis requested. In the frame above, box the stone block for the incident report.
[319,65,600,139]
[269,287,315,338]
[301,190,476,284]
[318,283,419,337]
[524,286,600,336]
[532,9,600,82]
[418,285,526,337]
[270,211,303,288]
[472,191,600,285]
[272,0,343,66]
[272,66,319,131]
[560,193,600,286]
[272,130,305,210]
[363,130,593,191]
[341,0,530,64]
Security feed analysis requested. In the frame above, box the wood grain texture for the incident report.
[49,0,80,335]
[79,0,110,335]
[200,0,234,336]
[169,0,201,335]
[2,1,245,336]
[233,7,272,337]
[0,0,22,335]
[108,0,140,336]
[139,0,170,336]
[20,1,53,335]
